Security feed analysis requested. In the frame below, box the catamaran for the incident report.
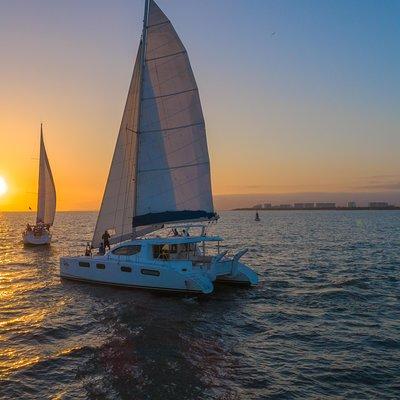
[60,0,258,294]
[23,124,56,245]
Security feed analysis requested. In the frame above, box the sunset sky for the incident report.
[0,0,399,211]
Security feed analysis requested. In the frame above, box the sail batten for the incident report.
[36,125,56,226]
[145,50,187,62]
[141,122,204,134]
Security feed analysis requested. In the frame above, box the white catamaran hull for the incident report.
[23,231,52,245]
[60,246,257,295]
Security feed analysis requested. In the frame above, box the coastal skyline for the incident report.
[1,0,399,211]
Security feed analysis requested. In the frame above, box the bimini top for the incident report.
[115,235,223,247]
[92,0,217,248]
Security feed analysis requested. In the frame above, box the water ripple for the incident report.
[0,211,399,399]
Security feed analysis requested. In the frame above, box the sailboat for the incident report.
[255,212,260,221]
[60,0,258,294]
[23,124,56,245]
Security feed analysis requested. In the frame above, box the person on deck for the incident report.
[99,242,105,255]
[102,230,111,250]
[85,242,92,257]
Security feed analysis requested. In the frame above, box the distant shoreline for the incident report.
[234,207,400,211]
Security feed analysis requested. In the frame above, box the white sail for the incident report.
[92,0,215,247]
[36,125,56,225]
[91,45,142,248]
[133,0,215,227]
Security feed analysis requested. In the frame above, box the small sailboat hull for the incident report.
[23,230,52,245]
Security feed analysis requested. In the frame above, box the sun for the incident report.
[0,177,8,196]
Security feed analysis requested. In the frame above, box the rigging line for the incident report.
[147,20,170,29]
[139,161,209,173]
[142,88,197,101]
[126,127,138,133]
[146,50,186,62]
[140,122,204,134]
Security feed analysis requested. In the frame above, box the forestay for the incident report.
[36,125,56,225]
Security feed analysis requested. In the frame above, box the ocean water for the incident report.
[0,210,399,399]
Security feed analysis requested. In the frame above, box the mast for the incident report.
[36,123,43,223]
[133,0,150,231]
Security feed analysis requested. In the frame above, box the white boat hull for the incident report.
[23,231,51,245]
[60,256,214,294]
[60,250,258,295]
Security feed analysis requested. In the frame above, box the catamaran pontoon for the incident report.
[23,124,56,245]
[61,225,258,294]
[60,0,258,294]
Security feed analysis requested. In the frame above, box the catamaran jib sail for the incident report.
[92,0,216,248]
[36,124,56,225]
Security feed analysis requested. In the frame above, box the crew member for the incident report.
[102,230,111,250]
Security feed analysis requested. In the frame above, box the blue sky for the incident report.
[0,0,399,209]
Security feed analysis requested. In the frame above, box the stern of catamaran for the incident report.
[135,225,259,287]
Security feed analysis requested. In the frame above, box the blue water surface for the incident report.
[0,211,399,399]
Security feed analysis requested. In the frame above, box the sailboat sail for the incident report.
[36,125,56,225]
[133,0,215,227]
[92,0,215,248]
[92,45,142,248]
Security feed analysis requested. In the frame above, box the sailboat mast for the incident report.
[133,0,150,229]
[36,124,43,223]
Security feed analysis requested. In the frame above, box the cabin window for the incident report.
[152,244,179,259]
[79,261,90,268]
[153,244,170,260]
[141,268,160,277]
[96,263,106,270]
[112,245,141,256]
[121,266,132,273]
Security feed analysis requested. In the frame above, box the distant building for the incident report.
[294,203,315,209]
[369,202,390,208]
[347,201,357,208]
[278,204,292,209]
[263,203,272,209]
[316,202,336,209]
[253,204,262,209]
